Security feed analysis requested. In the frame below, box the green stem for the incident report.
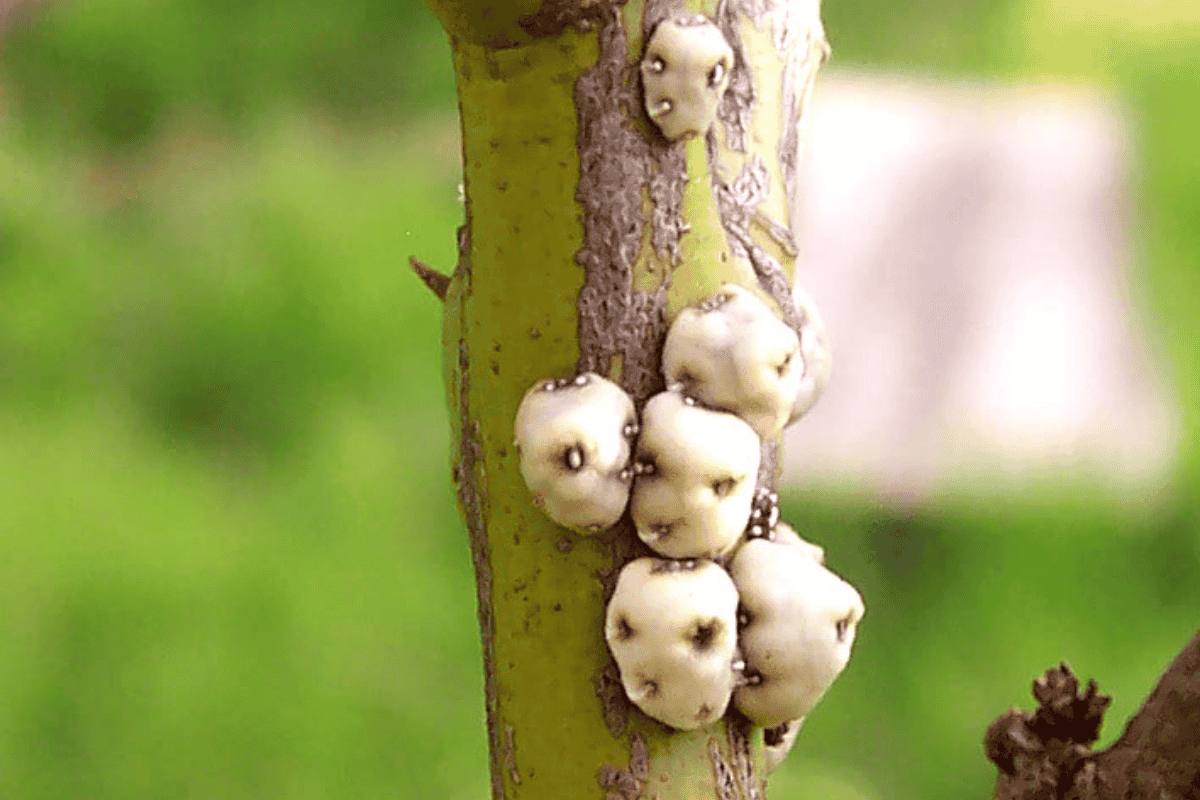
[423,1,827,796]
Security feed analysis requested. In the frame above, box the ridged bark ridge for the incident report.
[418,1,827,796]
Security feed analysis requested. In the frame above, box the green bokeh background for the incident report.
[0,1,1197,798]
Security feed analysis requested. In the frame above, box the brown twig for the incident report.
[985,630,1200,800]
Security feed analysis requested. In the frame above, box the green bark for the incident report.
[418,1,828,797]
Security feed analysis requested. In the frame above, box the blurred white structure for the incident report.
[783,72,1179,501]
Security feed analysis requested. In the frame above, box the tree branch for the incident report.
[985,630,1200,800]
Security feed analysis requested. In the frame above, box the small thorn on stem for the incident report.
[409,256,451,301]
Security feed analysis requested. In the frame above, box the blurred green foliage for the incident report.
[2,0,454,146]
[0,1,1197,799]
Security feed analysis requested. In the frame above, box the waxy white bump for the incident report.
[640,14,734,140]
[788,283,833,424]
[630,390,760,559]
[730,522,864,727]
[513,373,636,532]
[663,284,804,440]
[605,557,740,730]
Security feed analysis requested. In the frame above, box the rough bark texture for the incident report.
[418,0,827,797]
[985,630,1200,800]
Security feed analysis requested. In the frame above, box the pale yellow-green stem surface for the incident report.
[421,1,827,797]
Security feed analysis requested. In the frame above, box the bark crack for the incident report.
[456,335,502,800]
[710,738,740,800]
[707,139,803,337]
[597,659,633,737]
[719,0,829,213]
[573,0,684,407]
[448,216,503,800]
[503,724,521,786]
[728,714,762,800]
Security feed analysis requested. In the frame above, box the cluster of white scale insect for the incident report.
[513,283,863,766]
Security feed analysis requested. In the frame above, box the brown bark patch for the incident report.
[572,0,683,407]
[519,0,627,39]
[713,0,755,153]
[728,714,762,800]
[503,724,521,786]
[597,660,633,737]
[709,738,740,800]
